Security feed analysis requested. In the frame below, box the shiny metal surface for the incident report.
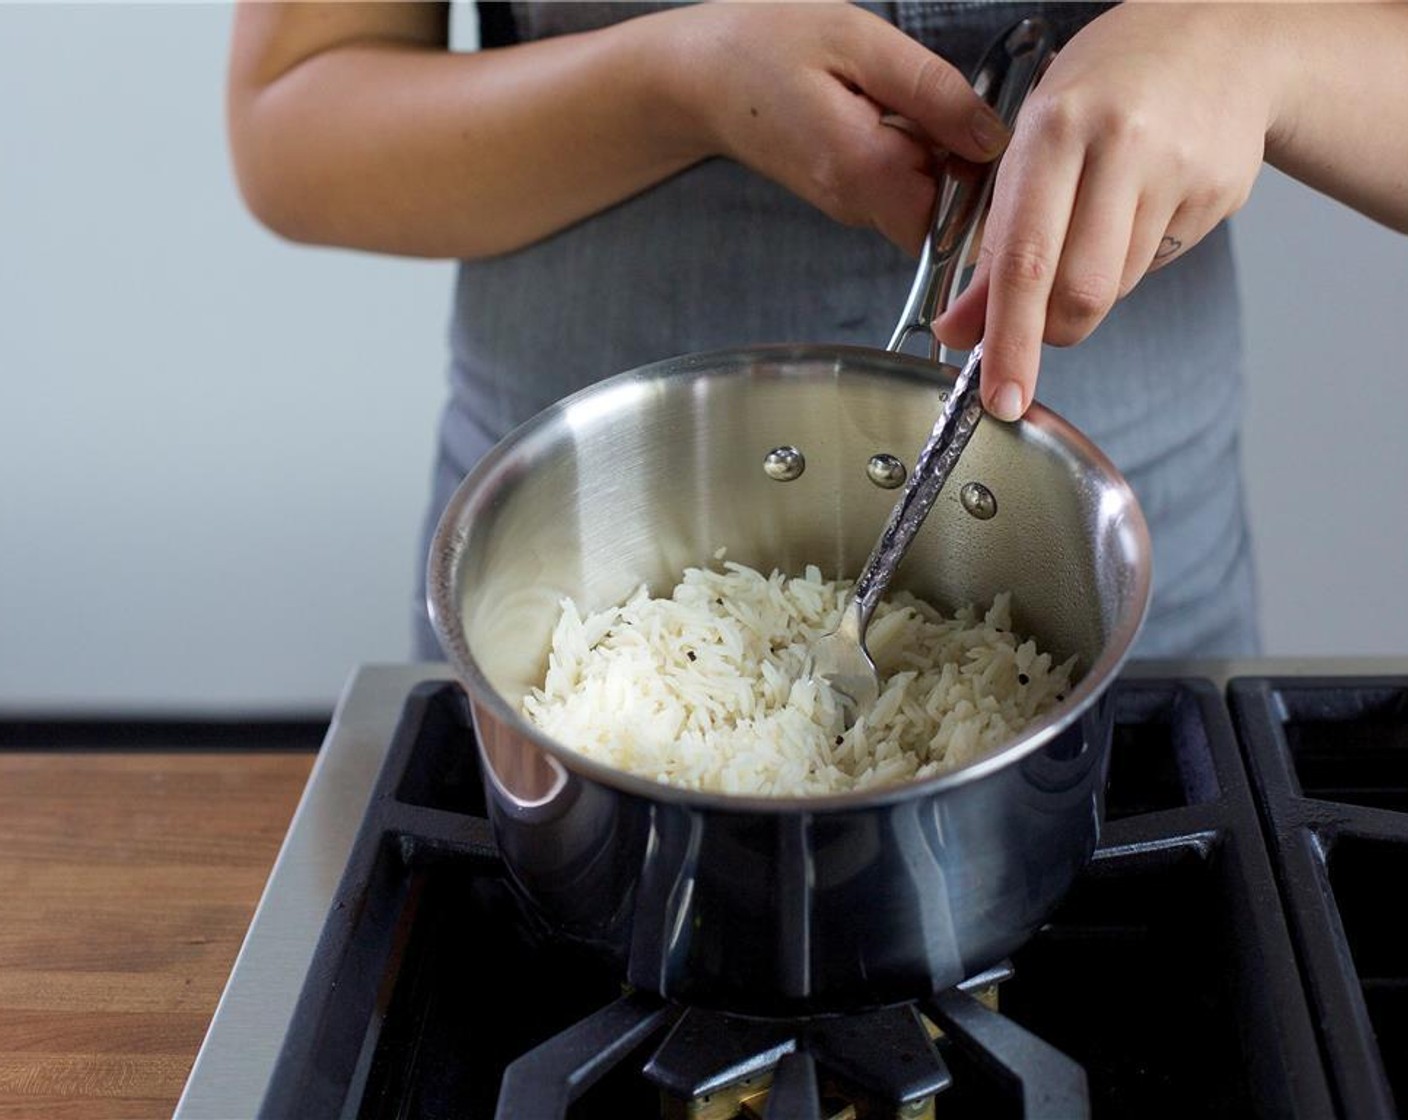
[865,453,907,489]
[174,664,454,1120]
[888,18,1054,358]
[807,601,882,717]
[813,344,990,716]
[762,445,806,482]
[960,481,998,520]
[819,19,1055,716]
[426,343,1153,1014]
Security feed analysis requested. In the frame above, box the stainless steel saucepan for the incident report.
[427,18,1152,1015]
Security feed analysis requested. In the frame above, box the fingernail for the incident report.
[969,107,1009,156]
[988,380,1025,422]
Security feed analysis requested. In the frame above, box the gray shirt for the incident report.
[414,2,1259,659]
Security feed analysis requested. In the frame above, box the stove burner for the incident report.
[925,987,1088,1117]
[646,1000,956,1120]
[495,993,675,1119]
[494,965,1087,1120]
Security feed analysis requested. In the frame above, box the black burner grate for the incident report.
[257,676,1398,1119]
[490,971,1097,1120]
[1231,677,1408,1120]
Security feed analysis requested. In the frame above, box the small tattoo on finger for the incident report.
[1154,235,1183,261]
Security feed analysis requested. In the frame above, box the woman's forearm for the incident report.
[1263,3,1408,233]
[228,5,709,258]
[228,2,1009,261]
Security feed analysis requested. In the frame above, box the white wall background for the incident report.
[2,5,1406,714]
[1233,168,1408,658]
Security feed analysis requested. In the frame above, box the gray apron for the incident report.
[414,2,1259,659]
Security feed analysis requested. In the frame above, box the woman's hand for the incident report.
[934,5,1278,420]
[673,3,1010,256]
[232,3,1406,275]
[229,2,1005,261]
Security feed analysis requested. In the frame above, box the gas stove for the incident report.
[174,660,1408,1119]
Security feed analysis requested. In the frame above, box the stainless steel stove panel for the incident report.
[175,665,454,1120]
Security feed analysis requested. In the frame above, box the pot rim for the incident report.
[427,343,1152,813]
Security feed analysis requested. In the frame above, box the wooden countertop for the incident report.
[0,750,314,1120]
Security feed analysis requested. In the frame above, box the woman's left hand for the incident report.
[934,5,1278,421]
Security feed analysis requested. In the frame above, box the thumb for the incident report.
[850,22,1010,164]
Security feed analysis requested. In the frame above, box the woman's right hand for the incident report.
[670,3,1009,256]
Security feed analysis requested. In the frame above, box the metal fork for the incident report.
[809,344,987,717]
[809,17,1053,721]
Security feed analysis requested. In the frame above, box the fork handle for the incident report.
[847,17,1055,633]
[847,344,985,632]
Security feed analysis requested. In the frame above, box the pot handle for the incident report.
[887,17,1056,359]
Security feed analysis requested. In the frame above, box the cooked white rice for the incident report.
[522,560,1076,797]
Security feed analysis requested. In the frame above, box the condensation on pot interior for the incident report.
[763,446,806,482]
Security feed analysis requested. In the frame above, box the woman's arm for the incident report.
[226,2,1010,259]
[1262,5,1408,232]
[934,3,1408,421]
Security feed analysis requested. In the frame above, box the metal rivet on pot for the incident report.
[763,445,805,482]
[960,481,997,520]
[866,454,907,489]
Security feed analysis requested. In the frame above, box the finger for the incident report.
[834,96,942,255]
[868,107,943,254]
[1148,197,1221,272]
[933,249,991,351]
[1119,196,1180,297]
[1045,150,1139,348]
[1121,194,1218,297]
[846,19,1010,163]
[972,134,1084,420]
[1149,233,1186,270]
[872,170,940,256]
